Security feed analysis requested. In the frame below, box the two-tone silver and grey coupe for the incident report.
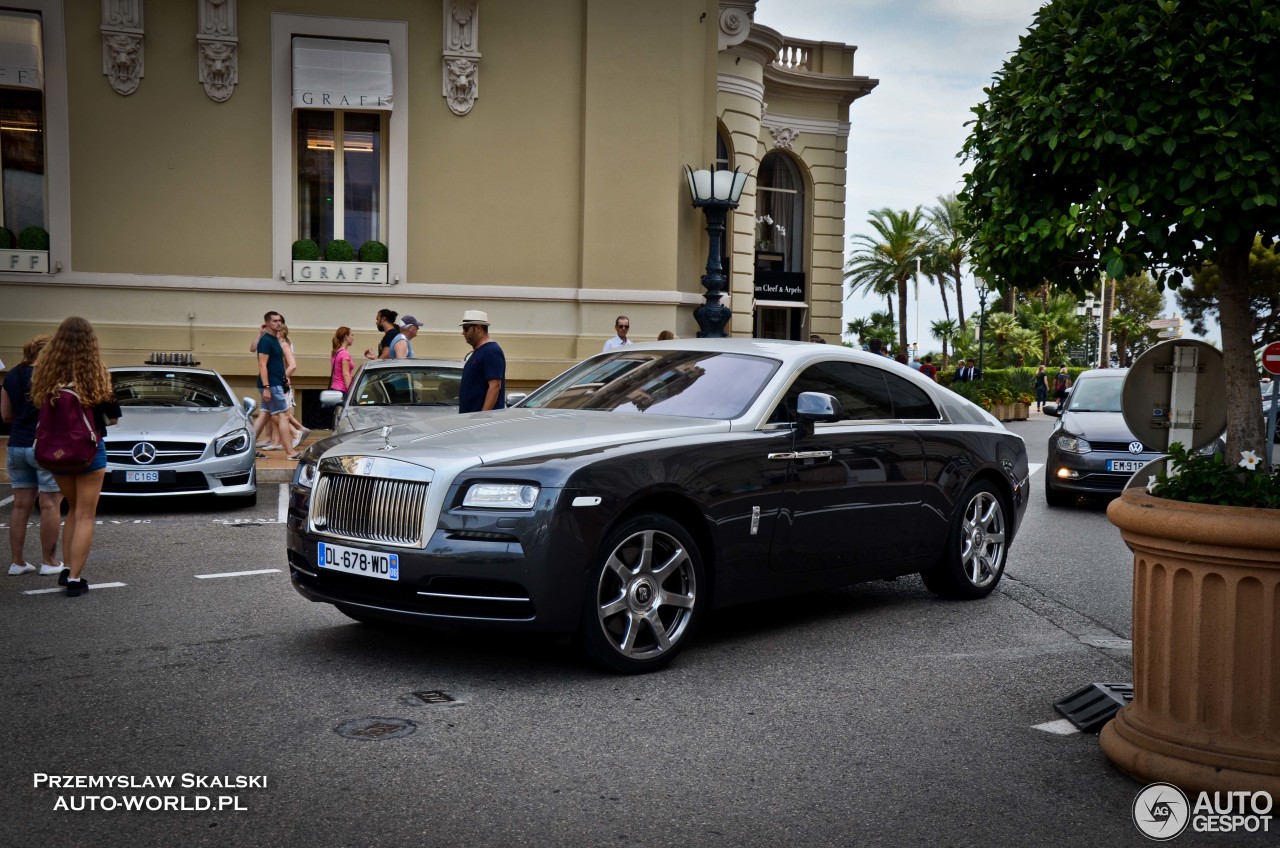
[287,340,1030,673]
[104,366,258,505]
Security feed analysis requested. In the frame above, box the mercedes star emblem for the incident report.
[132,442,157,464]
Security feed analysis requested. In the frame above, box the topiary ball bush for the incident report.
[0,228,11,250]
[324,239,355,262]
[358,240,388,263]
[292,239,320,261]
[18,226,49,251]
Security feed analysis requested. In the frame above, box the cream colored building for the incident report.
[0,0,874,406]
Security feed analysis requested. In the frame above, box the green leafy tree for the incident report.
[845,208,930,356]
[1111,271,1166,365]
[985,311,1020,365]
[1017,291,1079,365]
[960,0,1280,459]
[1176,236,1280,345]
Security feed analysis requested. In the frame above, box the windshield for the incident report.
[1067,376,1124,412]
[113,371,233,408]
[520,350,780,419]
[352,367,464,407]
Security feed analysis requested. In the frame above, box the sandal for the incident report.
[285,453,303,461]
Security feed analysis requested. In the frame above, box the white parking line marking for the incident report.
[277,484,288,523]
[195,568,281,580]
[1033,719,1080,735]
[0,495,13,508]
[24,582,128,595]
[1028,463,1044,477]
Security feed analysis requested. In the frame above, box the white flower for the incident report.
[1238,450,1262,471]
[776,225,787,236]
[756,215,774,225]
[1146,474,1158,493]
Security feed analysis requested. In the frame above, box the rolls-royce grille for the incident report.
[312,473,428,546]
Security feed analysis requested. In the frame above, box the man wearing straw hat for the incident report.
[459,310,506,413]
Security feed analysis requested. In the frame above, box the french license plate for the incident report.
[317,541,399,581]
[1107,460,1145,472]
[125,470,160,483]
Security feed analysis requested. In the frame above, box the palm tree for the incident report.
[928,193,969,333]
[931,318,958,369]
[985,311,1021,365]
[920,244,952,324]
[1017,292,1078,364]
[845,316,872,346]
[845,207,929,355]
[1110,312,1150,367]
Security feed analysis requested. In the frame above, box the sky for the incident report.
[752,0,1206,350]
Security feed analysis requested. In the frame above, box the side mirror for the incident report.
[241,397,257,417]
[319,389,344,408]
[796,392,844,423]
[506,392,528,407]
[1043,403,1061,417]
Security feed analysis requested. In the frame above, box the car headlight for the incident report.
[215,429,251,457]
[292,456,319,489]
[1056,433,1091,454]
[462,482,540,509]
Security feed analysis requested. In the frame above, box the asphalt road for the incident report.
[0,417,1271,847]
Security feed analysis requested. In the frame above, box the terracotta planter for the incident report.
[1013,402,1029,420]
[1101,488,1280,794]
[991,403,1009,421]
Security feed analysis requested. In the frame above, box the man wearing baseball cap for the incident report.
[459,310,506,413]
[399,315,423,359]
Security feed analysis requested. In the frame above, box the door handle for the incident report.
[768,450,833,460]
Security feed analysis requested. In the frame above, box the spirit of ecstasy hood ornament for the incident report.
[379,425,396,451]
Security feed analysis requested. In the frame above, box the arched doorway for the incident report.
[753,151,807,339]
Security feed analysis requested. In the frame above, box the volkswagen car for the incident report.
[1044,368,1163,506]
[321,359,465,434]
[104,366,258,505]
[287,340,1030,673]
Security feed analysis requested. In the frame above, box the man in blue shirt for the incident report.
[459,310,506,413]
[256,311,293,453]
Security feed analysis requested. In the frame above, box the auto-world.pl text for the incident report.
[33,774,267,812]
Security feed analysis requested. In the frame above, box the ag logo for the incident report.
[1133,782,1189,840]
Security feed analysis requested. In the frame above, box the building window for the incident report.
[273,17,407,283]
[0,11,45,243]
[295,109,385,254]
[755,152,804,270]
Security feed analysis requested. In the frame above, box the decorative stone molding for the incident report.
[763,112,851,139]
[718,3,754,52]
[442,0,480,116]
[101,0,144,96]
[768,126,800,150]
[197,0,238,102]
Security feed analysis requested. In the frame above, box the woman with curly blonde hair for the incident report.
[30,316,121,597]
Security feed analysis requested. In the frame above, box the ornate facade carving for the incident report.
[769,126,800,150]
[718,3,754,52]
[101,0,144,96]
[442,0,480,116]
[197,0,238,102]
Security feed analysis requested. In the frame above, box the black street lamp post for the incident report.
[976,281,989,378]
[685,165,748,338]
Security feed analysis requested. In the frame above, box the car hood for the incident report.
[337,405,457,433]
[1059,409,1140,443]
[110,406,246,438]
[323,408,730,466]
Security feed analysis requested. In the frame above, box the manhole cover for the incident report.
[412,690,455,704]
[335,717,417,740]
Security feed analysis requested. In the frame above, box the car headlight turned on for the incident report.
[293,457,319,489]
[1056,434,1091,454]
[462,482,540,509]
[215,429,251,457]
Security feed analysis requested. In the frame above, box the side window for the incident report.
[769,361,894,423]
[885,372,940,420]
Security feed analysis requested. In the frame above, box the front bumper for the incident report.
[286,487,595,634]
[1045,450,1161,495]
[101,457,256,497]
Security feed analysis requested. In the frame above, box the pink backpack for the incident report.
[34,387,99,473]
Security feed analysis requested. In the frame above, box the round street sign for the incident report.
[1263,341,1280,376]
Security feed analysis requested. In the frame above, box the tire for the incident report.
[578,513,705,674]
[1044,475,1071,508]
[921,481,1008,599]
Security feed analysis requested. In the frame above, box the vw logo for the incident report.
[131,442,157,464]
[1128,441,1145,455]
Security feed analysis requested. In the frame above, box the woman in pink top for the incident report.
[330,326,354,393]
